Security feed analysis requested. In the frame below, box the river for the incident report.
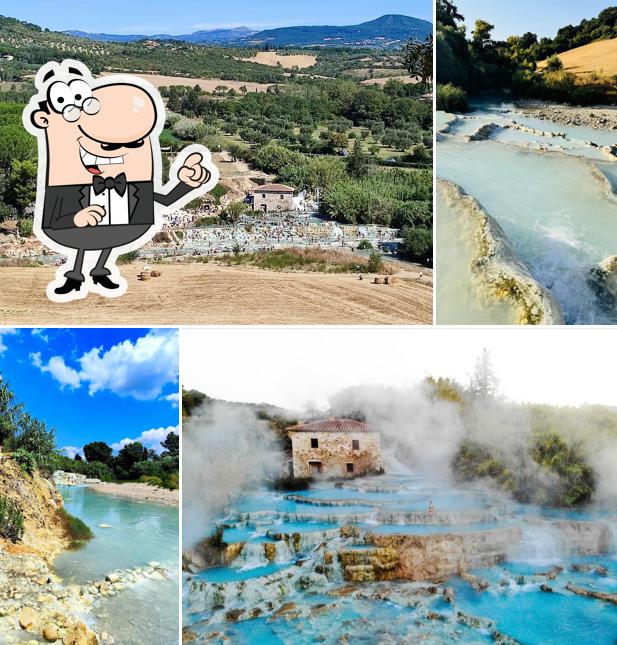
[436,102,617,325]
[55,485,179,645]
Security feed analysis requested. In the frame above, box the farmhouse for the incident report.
[288,418,382,478]
[251,183,295,213]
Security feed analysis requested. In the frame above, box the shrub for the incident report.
[17,218,33,237]
[357,240,373,250]
[139,475,163,488]
[12,448,38,474]
[118,250,140,264]
[402,227,433,264]
[367,250,384,273]
[172,116,209,141]
[436,83,469,113]
[57,508,93,549]
[162,472,179,490]
[545,55,563,72]
[0,496,24,542]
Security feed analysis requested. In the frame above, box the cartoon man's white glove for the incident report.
[178,152,210,188]
[74,205,106,227]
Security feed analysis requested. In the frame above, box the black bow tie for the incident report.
[93,173,127,197]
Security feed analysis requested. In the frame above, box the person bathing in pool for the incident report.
[24,59,217,299]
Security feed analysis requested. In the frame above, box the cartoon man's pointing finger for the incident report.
[23,59,219,302]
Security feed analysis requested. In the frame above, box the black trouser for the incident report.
[44,225,151,282]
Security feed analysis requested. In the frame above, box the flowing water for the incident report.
[436,103,617,325]
[184,473,617,644]
[55,485,179,645]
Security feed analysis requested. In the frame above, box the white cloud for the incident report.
[111,425,178,454]
[31,329,49,343]
[30,329,178,400]
[78,329,178,400]
[30,352,81,389]
[162,392,180,407]
[61,446,83,459]
[0,328,17,353]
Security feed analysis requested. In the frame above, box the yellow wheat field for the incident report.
[238,51,317,69]
[540,37,617,77]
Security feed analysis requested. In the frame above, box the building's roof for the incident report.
[288,417,376,434]
[255,183,295,193]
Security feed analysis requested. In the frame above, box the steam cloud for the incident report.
[183,384,617,550]
[329,383,463,477]
[182,402,283,549]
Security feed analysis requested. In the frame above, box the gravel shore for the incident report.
[517,101,617,130]
[86,481,179,505]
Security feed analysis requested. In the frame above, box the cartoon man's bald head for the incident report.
[31,75,159,186]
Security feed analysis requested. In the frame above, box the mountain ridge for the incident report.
[63,14,432,49]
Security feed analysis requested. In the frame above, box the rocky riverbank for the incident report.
[86,482,179,506]
[517,101,617,130]
[0,459,174,643]
[0,547,170,644]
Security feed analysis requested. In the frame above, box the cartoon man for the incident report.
[23,59,218,301]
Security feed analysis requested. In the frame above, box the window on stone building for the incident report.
[352,439,360,450]
[346,463,354,473]
[311,437,319,448]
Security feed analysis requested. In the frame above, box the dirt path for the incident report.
[0,263,432,325]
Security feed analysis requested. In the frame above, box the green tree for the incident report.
[161,431,179,458]
[83,441,113,465]
[0,126,36,171]
[402,227,433,263]
[222,200,248,224]
[13,413,55,465]
[5,160,37,216]
[404,34,433,86]
[437,0,464,28]
[346,139,369,179]
[116,442,148,476]
[0,380,22,447]
[472,19,494,49]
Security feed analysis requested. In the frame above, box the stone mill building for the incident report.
[251,183,295,213]
[288,418,382,478]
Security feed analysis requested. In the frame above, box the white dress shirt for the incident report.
[90,185,130,225]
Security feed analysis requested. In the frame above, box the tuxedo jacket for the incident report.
[42,180,193,230]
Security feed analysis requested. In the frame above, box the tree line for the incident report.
[0,378,179,489]
[437,0,617,109]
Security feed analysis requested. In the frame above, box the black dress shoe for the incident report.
[54,278,82,295]
[92,275,120,290]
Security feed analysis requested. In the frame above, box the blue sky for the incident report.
[0,328,179,458]
[455,1,612,41]
[3,0,432,34]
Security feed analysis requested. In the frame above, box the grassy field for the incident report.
[540,37,617,78]
[214,247,396,273]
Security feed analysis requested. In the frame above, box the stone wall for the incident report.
[290,431,382,478]
[253,191,294,213]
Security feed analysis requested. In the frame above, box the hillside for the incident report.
[0,457,67,560]
[61,14,431,49]
[240,14,432,49]
[66,26,256,44]
[539,37,617,78]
